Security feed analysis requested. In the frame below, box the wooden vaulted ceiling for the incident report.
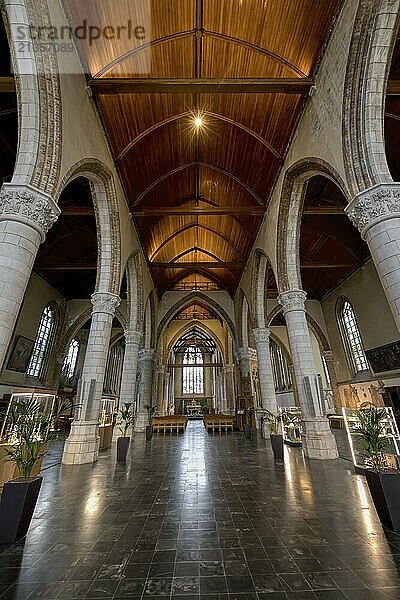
[64,0,339,295]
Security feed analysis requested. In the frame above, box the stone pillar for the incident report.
[253,328,277,437]
[112,329,142,441]
[278,290,338,460]
[0,183,59,371]
[155,364,167,414]
[135,348,156,432]
[346,183,400,333]
[62,292,121,465]
[223,364,236,414]
[253,328,277,413]
[322,349,341,414]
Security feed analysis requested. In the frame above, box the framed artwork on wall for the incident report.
[6,336,34,373]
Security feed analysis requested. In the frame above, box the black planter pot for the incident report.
[0,476,42,544]
[145,425,153,441]
[116,436,130,462]
[243,423,252,439]
[365,470,400,532]
[270,434,284,461]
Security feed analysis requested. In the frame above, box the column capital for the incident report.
[278,290,307,315]
[223,363,235,374]
[252,327,271,344]
[91,292,120,316]
[124,329,142,345]
[0,183,60,242]
[345,183,400,239]
[138,347,156,362]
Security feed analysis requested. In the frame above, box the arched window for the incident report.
[337,298,369,373]
[103,339,125,396]
[183,346,204,394]
[62,338,80,381]
[27,305,56,377]
[270,338,292,392]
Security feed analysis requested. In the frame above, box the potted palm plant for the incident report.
[264,409,284,460]
[355,406,400,532]
[0,397,69,544]
[145,404,156,441]
[116,402,134,462]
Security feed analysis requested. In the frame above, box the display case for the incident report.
[342,406,400,472]
[0,389,56,488]
[281,407,302,446]
[99,396,116,450]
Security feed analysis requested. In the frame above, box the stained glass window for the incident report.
[338,299,369,373]
[62,338,80,381]
[183,346,204,394]
[27,305,55,377]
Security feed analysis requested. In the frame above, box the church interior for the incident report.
[1,0,400,597]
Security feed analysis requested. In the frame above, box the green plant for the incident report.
[262,409,282,435]
[116,402,135,436]
[2,397,70,478]
[145,404,156,425]
[354,406,389,471]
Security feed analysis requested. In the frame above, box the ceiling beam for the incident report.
[149,262,243,269]
[61,206,95,216]
[387,80,400,95]
[89,77,314,95]
[132,207,266,217]
[303,207,345,214]
[36,263,97,270]
[300,263,354,269]
[0,77,15,93]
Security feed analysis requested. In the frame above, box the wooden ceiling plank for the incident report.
[132,207,266,216]
[36,263,97,270]
[387,80,400,95]
[0,77,15,93]
[89,77,314,94]
[303,207,345,214]
[149,262,243,268]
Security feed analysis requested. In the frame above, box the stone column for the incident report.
[62,292,121,465]
[253,328,277,413]
[112,329,142,441]
[253,328,277,437]
[278,290,338,460]
[322,349,341,414]
[346,183,400,333]
[155,364,167,414]
[134,348,156,432]
[0,183,59,371]
[223,364,236,414]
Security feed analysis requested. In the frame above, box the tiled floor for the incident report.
[1,421,400,599]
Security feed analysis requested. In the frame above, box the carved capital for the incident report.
[278,290,307,315]
[345,183,400,238]
[0,183,60,241]
[253,327,271,345]
[138,347,156,363]
[124,329,143,346]
[91,292,120,316]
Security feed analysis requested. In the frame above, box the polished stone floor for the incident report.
[1,421,400,599]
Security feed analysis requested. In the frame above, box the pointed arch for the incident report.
[57,159,121,295]
[157,292,236,345]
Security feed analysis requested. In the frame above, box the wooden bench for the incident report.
[203,414,235,433]
[152,416,188,435]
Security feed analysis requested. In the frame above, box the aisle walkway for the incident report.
[1,421,400,599]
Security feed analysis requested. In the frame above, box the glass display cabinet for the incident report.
[281,407,302,446]
[99,396,116,450]
[0,389,56,488]
[342,406,400,473]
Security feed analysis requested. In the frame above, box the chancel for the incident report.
[1,0,400,596]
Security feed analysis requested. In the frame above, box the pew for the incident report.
[203,414,235,433]
[152,415,188,435]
